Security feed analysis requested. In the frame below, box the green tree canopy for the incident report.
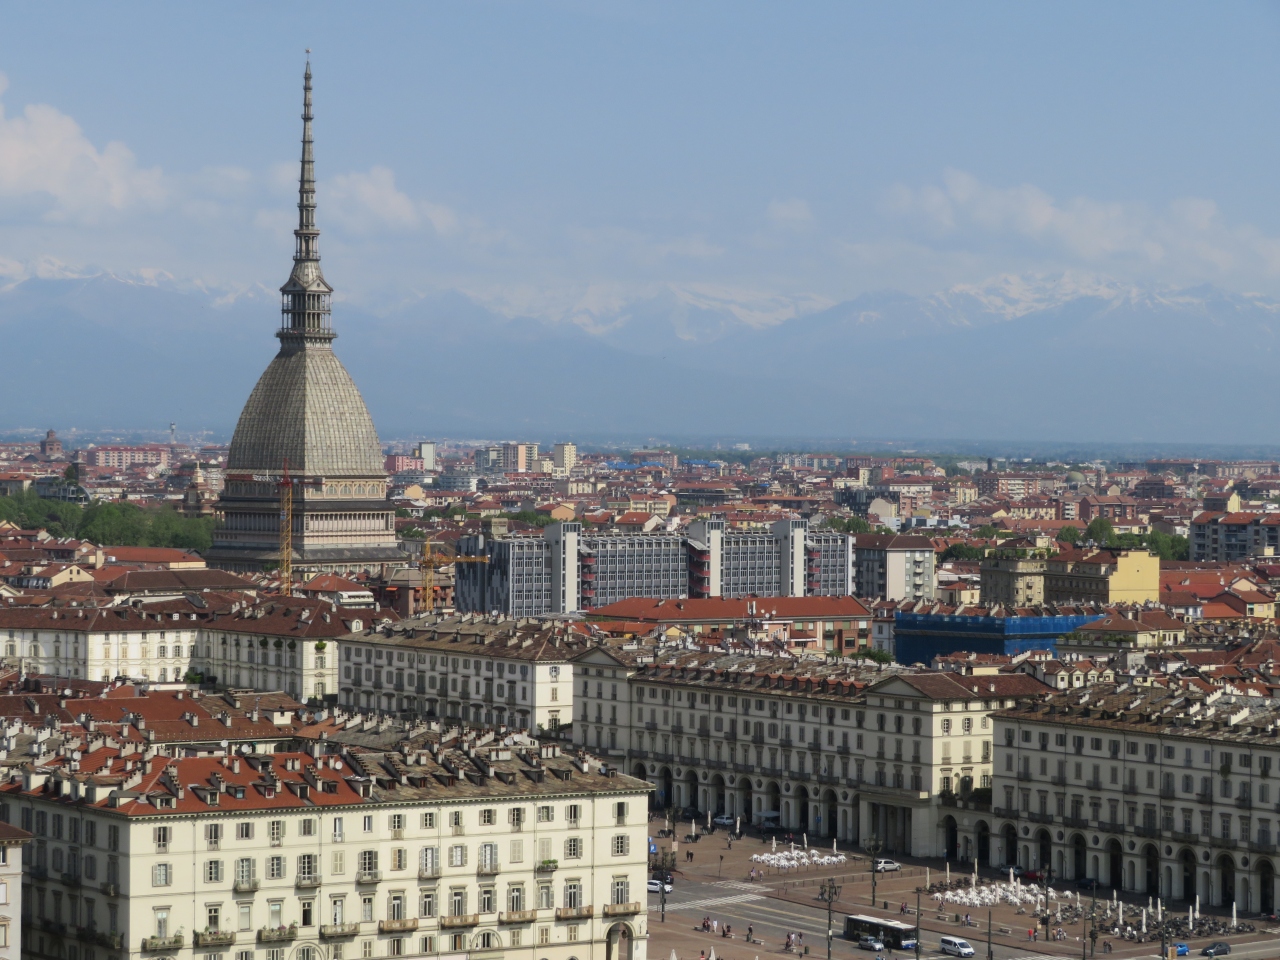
[1057,526,1081,544]
[975,524,999,539]
[940,543,985,561]
[0,493,214,552]
[1084,517,1115,544]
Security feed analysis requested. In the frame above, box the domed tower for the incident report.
[206,61,403,576]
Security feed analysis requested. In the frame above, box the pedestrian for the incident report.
[712,919,718,934]
[747,924,753,944]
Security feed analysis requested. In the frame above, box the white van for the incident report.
[939,936,975,958]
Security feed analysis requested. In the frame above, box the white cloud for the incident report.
[886,169,1280,285]
[767,198,813,228]
[323,166,458,235]
[0,72,166,219]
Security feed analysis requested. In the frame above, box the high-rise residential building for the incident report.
[501,442,540,474]
[849,533,937,601]
[418,441,437,472]
[552,442,578,472]
[458,519,852,615]
[207,64,402,576]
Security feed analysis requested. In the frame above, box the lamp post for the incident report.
[865,834,884,908]
[915,889,922,960]
[1088,889,1098,958]
[1040,865,1056,943]
[819,877,843,960]
[987,908,993,960]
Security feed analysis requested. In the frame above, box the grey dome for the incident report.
[227,340,385,478]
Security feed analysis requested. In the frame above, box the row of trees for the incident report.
[0,492,215,552]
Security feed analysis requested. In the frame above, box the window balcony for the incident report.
[477,863,501,877]
[194,931,237,947]
[142,935,185,952]
[603,902,642,917]
[356,870,383,884]
[258,925,298,943]
[439,915,479,928]
[418,867,441,880]
[499,910,538,924]
[233,879,260,893]
[319,924,360,938]
[296,875,322,889]
[378,919,419,933]
[555,906,594,921]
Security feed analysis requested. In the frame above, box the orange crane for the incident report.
[419,539,487,613]
[278,459,294,595]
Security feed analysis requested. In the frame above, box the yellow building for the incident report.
[1043,548,1159,604]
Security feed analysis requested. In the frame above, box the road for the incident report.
[646,877,1276,960]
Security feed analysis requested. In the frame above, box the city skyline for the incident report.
[4,4,1280,441]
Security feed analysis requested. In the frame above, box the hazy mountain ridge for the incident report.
[2,273,1279,442]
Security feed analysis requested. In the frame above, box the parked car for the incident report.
[1076,877,1103,892]
[1021,869,1045,882]
[873,858,901,872]
[712,814,735,827]
[646,879,673,894]
[856,936,884,951]
[1174,944,1189,957]
[1202,944,1231,957]
[651,870,673,884]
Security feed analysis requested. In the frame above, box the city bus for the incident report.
[843,915,918,949]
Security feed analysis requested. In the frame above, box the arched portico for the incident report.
[605,922,636,960]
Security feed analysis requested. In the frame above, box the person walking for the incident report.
[747,924,753,944]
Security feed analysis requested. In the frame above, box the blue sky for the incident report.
[3,2,1280,325]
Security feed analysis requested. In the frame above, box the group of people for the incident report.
[783,931,805,952]
[698,917,734,939]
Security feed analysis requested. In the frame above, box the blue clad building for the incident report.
[894,609,1106,665]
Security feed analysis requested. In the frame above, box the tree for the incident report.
[940,543,984,561]
[1057,526,1081,544]
[863,648,893,664]
[975,524,999,539]
[1084,517,1114,544]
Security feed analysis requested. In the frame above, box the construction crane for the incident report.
[419,539,487,613]
[278,459,294,596]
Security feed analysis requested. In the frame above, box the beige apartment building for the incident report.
[10,741,650,960]
[337,615,584,735]
[572,649,1049,859]
[991,683,1280,915]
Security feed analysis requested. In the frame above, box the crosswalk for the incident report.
[711,880,769,892]
[652,893,764,912]
[1005,954,1066,960]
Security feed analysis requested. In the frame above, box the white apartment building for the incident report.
[572,649,1050,858]
[0,823,29,960]
[991,683,1280,915]
[9,741,650,960]
[849,534,937,602]
[0,601,351,704]
[337,616,585,734]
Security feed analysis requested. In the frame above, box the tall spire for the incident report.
[279,53,335,343]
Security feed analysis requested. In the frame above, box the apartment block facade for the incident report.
[991,684,1280,915]
[10,745,650,960]
[337,616,580,734]
[458,520,846,617]
[571,649,1048,859]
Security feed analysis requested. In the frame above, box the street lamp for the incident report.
[1089,888,1098,958]
[865,834,884,908]
[1040,865,1056,943]
[915,889,922,960]
[819,876,843,960]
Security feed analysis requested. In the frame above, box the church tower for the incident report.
[206,61,404,577]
